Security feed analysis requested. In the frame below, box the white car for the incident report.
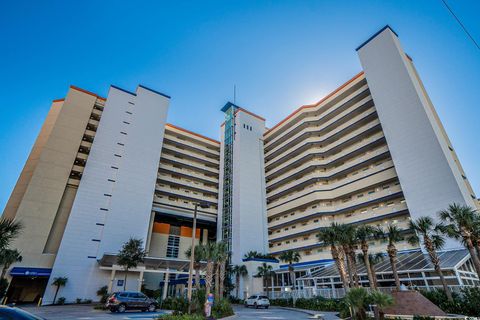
[244,295,270,309]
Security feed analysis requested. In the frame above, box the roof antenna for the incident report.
[233,84,236,104]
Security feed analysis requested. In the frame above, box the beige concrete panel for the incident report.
[149,233,168,257]
[43,186,78,254]
[10,88,97,268]
[2,100,63,219]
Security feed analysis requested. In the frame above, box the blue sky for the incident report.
[1,0,479,211]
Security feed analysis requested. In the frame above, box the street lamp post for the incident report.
[187,202,209,313]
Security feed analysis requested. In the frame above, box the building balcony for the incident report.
[266,130,385,183]
[265,90,372,154]
[266,166,400,216]
[158,164,219,184]
[265,117,382,172]
[265,103,376,161]
[266,145,390,198]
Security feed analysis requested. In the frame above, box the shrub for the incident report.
[75,298,82,304]
[83,299,92,304]
[420,287,480,317]
[96,285,109,303]
[212,298,234,319]
[157,314,204,320]
[160,296,189,314]
[57,297,66,305]
[228,295,243,304]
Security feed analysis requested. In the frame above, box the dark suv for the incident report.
[106,291,157,313]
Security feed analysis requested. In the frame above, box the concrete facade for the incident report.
[1,26,478,303]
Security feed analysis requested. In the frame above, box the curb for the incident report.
[277,306,318,315]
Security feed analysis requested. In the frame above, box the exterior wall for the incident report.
[357,27,477,249]
[5,88,100,269]
[153,124,220,222]
[263,74,413,262]
[218,107,269,265]
[43,85,170,303]
[2,99,63,220]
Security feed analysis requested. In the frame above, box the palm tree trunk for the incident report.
[214,263,220,300]
[465,237,480,279]
[219,261,226,298]
[362,245,376,289]
[53,286,59,304]
[236,274,240,298]
[264,276,269,294]
[289,268,296,291]
[388,246,400,290]
[344,248,354,287]
[194,266,201,290]
[331,246,350,291]
[124,269,128,291]
[0,267,7,280]
[348,250,360,287]
[424,237,453,301]
[371,265,379,289]
[205,261,214,296]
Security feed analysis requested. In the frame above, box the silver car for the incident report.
[244,295,270,309]
[106,291,157,313]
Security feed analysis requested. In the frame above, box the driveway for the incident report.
[232,305,313,319]
[21,304,168,320]
[22,304,335,320]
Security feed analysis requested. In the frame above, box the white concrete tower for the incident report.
[43,85,170,303]
[357,26,478,249]
[217,102,269,265]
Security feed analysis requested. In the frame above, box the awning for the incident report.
[10,267,51,277]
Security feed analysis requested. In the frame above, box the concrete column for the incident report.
[162,271,170,300]
[202,229,208,245]
[108,269,116,293]
[138,270,144,291]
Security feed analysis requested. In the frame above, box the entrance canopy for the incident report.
[98,253,206,273]
[10,267,51,277]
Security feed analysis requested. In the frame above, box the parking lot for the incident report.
[20,304,168,320]
[20,304,326,319]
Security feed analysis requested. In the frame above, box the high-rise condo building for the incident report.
[2,26,478,303]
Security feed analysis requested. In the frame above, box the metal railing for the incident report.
[265,285,468,300]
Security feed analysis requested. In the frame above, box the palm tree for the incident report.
[243,251,261,259]
[278,250,301,291]
[339,224,360,287]
[438,203,480,278]
[51,276,68,304]
[232,265,248,298]
[0,249,22,279]
[256,263,274,295]
[202,242,216,297]
[185,244,204,290]
[318,224,350,290]
[356,225,376,289]
[369,290,394,320]
[377,225,403,290]
[408,217,453,301]
[215,241,229,298]
[369,253,384,289]
[117,238,146,291]
[344,287,368,320]
[0,218,23,251]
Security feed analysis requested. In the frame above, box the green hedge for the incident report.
[420,287,480,317]
[269,296,343,312]
[159,292,233,319]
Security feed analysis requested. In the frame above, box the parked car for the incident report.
[0,305,46,319]
[244,295,270,309]
[106,291,157,313]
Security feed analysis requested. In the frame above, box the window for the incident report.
[166,235,180,258]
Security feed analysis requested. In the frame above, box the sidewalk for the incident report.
[277,307,341,320]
